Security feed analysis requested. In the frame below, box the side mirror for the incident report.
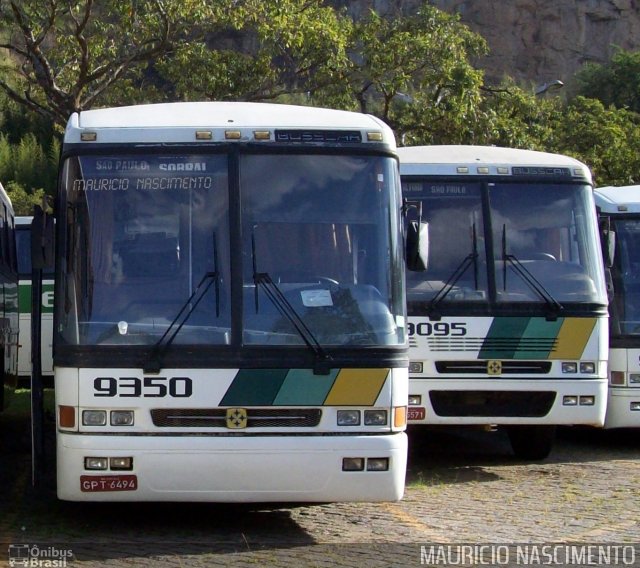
[31,204,55,271]
[598,216,615,269]
[406,220,429,272]
[604,230,616,269]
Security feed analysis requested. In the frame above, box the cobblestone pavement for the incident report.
[1,409,639,567]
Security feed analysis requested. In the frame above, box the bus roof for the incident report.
[397,145,591,182]
[594,185,640,214]
[64,102,396,147]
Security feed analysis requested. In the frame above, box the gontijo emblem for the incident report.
[487,360,502,375]
[226,408,248,429]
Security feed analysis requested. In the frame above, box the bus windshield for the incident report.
[403,180,606,306]
[58,152,404,347]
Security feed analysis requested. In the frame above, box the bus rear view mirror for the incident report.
[604,230,616,269]
[406,221,429,272]
[598,215,615,269]
[31,205,55,271]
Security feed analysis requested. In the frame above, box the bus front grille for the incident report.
[150,408,323,428]
[435,361,552,374]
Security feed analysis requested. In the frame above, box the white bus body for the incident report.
[0,183,18,412]
[16,217,54,380]
[594,185,640,428]
[52,102,408,502]
[399,146,608,459]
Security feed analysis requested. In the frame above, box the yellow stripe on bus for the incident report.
[552,318,597,359]
[323,368,389,406]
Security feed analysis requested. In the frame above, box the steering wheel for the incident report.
[317,277,340,288]
[530,253,557,261]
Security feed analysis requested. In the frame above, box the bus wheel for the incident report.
[506,425,556,460]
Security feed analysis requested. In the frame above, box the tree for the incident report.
[4,180,45,215]
[157,0,351,102]
[573,48,640,113]
[550,97,640,186]
[309,4,487,145]
[472,80,562,149]
[0,0,226,128]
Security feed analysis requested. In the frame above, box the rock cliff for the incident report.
[338,0,640,87]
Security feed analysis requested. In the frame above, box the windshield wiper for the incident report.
[144,270,219,374]
[427,223,479,319]
[501,225,562,320]
[252,230,332,375]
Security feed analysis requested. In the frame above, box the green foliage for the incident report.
[0,0,227,126]
[574,48,640,113]
[0,133,57,197]
[4,180,45,216]
[549,97,640,186]
[473,81,562,149]
[311,4,488,144]
[157,0,351,102]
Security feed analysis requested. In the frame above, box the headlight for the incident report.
[84,457,108,470]
[364,409,388,426]
[580,362,596,374]
[562,362,577,374]
[110,410,135,426]
[82,410,107,426]
[337,410,360,426]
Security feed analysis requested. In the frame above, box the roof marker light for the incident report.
[195,130,212,140]
[225,130,242,140]
[367,131,383,142]
[80,132,97,142]
[254,131,271,140]
[477,167,490,174]
[457,167,469,174]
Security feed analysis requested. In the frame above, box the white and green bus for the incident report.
[399,145,608,459]
[0,183,18,412]
[16,217,54,382]
[594,185,640,428]
[43,102,411,502]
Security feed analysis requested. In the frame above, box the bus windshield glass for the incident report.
[58,152,404,347]
[403,180,606,306]
[610,218,640,335]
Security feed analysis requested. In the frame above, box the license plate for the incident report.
[408,407,426,421]
[80,475,138,492]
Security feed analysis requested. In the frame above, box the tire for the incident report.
[506,425,556,460]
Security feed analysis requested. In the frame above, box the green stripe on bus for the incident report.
[479,317,531,359]
[220,369,288,406]
[273,368,339,405]
[515,317,564,359]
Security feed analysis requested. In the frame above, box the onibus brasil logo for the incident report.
[8,544,73,567]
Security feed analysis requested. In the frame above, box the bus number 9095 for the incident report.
[408,322,467,337]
